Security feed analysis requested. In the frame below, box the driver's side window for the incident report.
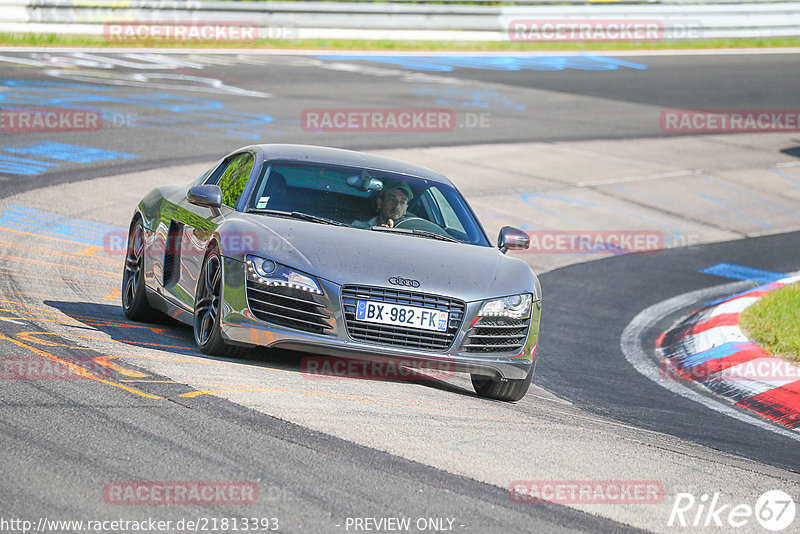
[214,153,255,208]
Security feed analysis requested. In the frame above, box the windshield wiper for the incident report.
[288,212,347,226]
[410,229,459,243]
[370,225,459,243]
[249,209,346,227]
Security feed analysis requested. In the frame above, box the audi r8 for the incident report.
[122,144,541,401]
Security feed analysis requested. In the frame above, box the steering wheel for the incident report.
[394,217,451,237]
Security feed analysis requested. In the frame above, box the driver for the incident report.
[353,181,413,229]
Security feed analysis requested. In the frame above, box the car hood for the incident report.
[223,215,538,303]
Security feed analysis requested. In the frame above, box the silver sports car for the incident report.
[122,144,541,401]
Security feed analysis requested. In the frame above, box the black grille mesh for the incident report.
[341,285,465,351]
[462,317,528,353]
[246,281,331,334]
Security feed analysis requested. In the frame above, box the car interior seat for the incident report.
[259,172,288,210]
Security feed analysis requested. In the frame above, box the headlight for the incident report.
[478,294,532,320]
[245,255,323,295]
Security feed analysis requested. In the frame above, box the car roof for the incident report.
[246,144,454,186]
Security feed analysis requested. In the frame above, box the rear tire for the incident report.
[193,249,247,358]
[122,219,157,322]
[471,365,534,402]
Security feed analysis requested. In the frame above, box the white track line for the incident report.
[620,281,800,442]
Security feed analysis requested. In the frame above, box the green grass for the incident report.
[740,282,800,364]
[2,33,800,51]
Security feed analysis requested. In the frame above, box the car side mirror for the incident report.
[188,185,223,216]
[498,226,530,254]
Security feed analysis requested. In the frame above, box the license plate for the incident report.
[355,300,449,332]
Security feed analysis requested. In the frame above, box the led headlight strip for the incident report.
[245,255,323,295]
[477,294,532,319]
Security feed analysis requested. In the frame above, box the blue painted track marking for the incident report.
[613,185,703,213]
[699,194,773,229]
[615,184,773,228]
[0,142,139,176]
[0,154,59,175]
[0,205,124,246]
[768,167,800,189]
[703,282,783,307]
[519,192,683,252]
[520,193,598,228]
[0,80,276,140]
[4,142,137,164]
[316,54,647,72]
[702,175,800,221]
[700,263,787,284]
[612,185,747,232]
[412,87,525,110]
[679,342,750,368]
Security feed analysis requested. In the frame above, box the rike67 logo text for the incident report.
[668,490,795,531]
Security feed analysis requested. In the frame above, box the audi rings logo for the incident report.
[389,277,420,288]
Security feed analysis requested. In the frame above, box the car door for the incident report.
[163,151,256,311]
[146,163,224,299]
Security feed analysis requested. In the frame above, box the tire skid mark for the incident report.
[0,239,117,266]
[0,333,163,399]
[0,299,188,339]
[0,269,89,286]
[0,224,94,247]
[0,298,66,313]
[17,331,195,351]
[1,255,117,278]
[0,290,62,299]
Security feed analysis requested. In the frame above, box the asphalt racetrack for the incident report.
[1,49,800,533]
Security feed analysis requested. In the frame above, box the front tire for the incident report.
[122,219,157,322]
[471,365,534,402]
[193,249,246,358]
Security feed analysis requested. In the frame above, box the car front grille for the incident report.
[341,285,465,351]
[462,317,529,353]
[246,281,331,334]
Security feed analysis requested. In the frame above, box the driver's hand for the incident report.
[380,219,395,228]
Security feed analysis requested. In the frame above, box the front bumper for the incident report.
[219,257,541,381]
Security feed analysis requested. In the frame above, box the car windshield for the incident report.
[247,162,490,246]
